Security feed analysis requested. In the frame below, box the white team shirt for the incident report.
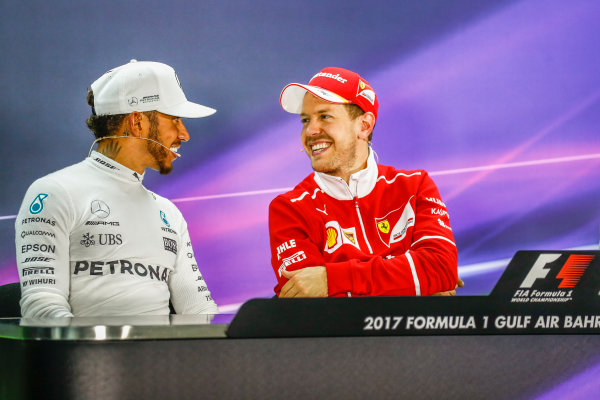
[15,151,218,318]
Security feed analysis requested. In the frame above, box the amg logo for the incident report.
[85,221,120,226]
[163,237,177,254]
[22,266,55,276]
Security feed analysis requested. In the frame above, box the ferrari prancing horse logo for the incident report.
[377,220,390,234]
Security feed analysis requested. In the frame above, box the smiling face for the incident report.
[145,111,190,174]
[300,93,371,182]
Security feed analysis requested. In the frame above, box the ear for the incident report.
[126,112,144,137]
[357,112,375,141]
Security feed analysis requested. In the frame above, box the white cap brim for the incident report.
[158,101,216,118]
[280,83,351,114]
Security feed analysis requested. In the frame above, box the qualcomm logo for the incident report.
[160,210,170,227]
[29,193,48,214]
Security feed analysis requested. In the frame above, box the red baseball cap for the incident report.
[280,67,378,119]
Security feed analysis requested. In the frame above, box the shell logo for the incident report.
[326,227,339,249]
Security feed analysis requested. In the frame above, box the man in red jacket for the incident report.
[269,67,461,298]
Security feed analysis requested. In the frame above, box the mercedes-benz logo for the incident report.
[128,97,138,106]
[90,200,110,218]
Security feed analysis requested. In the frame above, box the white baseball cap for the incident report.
[90,60,216,118]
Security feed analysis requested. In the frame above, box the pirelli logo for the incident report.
[22,266,55,276]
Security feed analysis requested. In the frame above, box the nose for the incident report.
[305,117,321,136]
[178,120,190,142]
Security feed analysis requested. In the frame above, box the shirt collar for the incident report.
[87,151,146,183]
[313,149,378,200]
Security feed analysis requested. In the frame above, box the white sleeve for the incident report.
[15,178,73,318]
[168,213,218,315]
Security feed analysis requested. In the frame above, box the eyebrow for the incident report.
[300,107,335,117]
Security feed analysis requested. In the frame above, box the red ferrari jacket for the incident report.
[268,152,458,297]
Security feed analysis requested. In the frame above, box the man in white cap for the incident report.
[15,60,219,317]
[270,67,461,297]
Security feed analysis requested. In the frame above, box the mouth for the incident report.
[169,145,181,159]
[309,141,332,156]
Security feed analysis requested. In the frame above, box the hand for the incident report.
[279,267,328,298]
[431,277,465,296]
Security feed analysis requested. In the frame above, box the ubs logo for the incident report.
[128,97,138,106]
[91,200,110,218]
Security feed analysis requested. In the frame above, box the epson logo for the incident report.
[21,244,56,254]
[22,266,55,276]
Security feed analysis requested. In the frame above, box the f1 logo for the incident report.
[520,253,595,289]
[520,254,561,288]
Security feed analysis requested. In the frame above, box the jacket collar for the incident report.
[87,151,146,183]
[313,149,378,200]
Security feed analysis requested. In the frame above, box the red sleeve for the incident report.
[268,195,328,296]
[326,172,458,296]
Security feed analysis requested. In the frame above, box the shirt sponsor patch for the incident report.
[324,221,360,254]
[22,266,55,276]
[163,237,177,254]
[278,250,307,277]
[375,197,415,247]
[29,193,48,214]
[90,200,111,218]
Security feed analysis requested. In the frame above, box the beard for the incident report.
[309,138,358,177]
[147,123,173,175]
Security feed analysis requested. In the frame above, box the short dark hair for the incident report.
[85,89,128,139]
[85,89,157,139]
[344,104,374,143]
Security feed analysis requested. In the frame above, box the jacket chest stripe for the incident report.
[354,199,373,254]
